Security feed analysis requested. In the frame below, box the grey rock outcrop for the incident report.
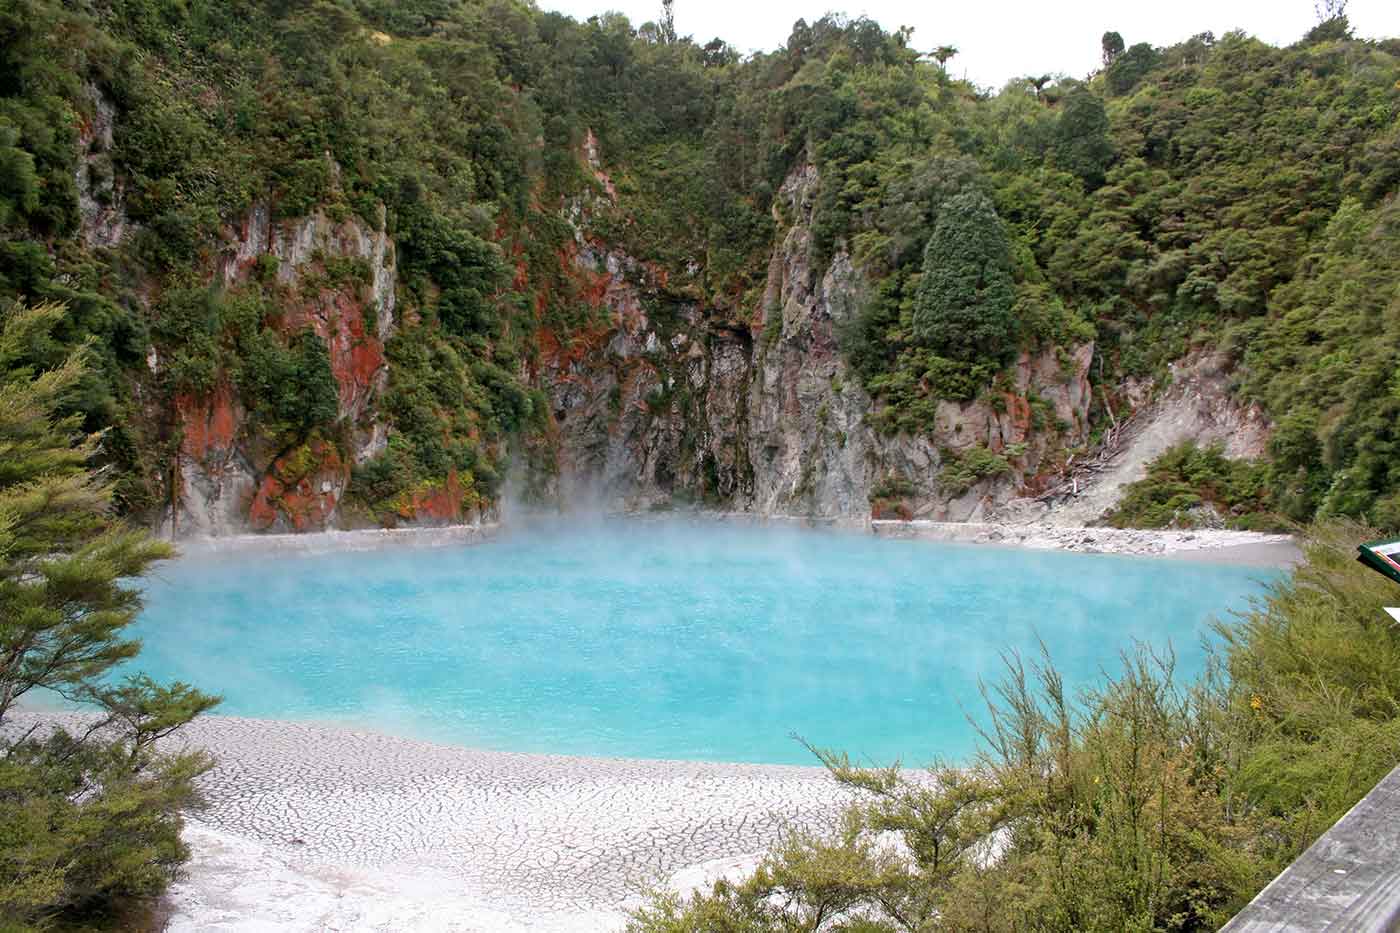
[75,85,127,249]
[539,163,1095,523]
[1027,350,1272,527]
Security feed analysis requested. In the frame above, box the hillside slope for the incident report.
[1,1,1397,533]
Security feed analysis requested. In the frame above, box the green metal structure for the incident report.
[1358,538,1400,587]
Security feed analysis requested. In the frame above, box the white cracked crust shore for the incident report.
[11,713,845,931]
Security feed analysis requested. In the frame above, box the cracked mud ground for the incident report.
[13,712,851,928]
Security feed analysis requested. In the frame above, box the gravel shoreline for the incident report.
[870,519,1300,566]
[168,514,1300,567]
[174,520,501,555]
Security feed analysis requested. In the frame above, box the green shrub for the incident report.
[868,474,918,503]
[0,304,216,928]
[1105,41,1160,95]
[1,729,210,923]
[1107,441,1283,531]
[938,444,1013,495]
[1053,90,1114,187]
[236,328,340,436]
[1014,283,1096,349]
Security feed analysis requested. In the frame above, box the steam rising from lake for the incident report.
[130,519,1274,765]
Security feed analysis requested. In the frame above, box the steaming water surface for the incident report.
[131,521,1276,765]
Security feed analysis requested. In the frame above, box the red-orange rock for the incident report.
[395,470,475,524]
[248,437,347,532]
[178,382,240,461]
[1005,393,1032,439]
[281,287,386,420]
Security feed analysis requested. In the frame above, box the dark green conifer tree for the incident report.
[1054,90,1114,187]
[0,302,218,925]
[911,190,1017,364]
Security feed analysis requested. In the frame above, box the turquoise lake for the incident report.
[128,520,1277,765]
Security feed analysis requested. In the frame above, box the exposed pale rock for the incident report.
[75,84,127,249]
[667,852,766,901]
[539,162,1094,524]
[1030,350,1272,527]
[871,519,1298,565]
[164,823,574,933]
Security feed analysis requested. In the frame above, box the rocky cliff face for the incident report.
[75,85,127,250]
[123,150,1096,535]
[162,207,407,537]
[79,88,416,538]
[1022,350,1273,527]
[536,162,1096,524]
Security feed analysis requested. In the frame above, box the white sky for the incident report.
[534,0,1400,90]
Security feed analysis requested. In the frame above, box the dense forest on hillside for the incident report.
[1,0,1398,530]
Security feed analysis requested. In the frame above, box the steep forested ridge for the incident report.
[1,0,1398,532]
